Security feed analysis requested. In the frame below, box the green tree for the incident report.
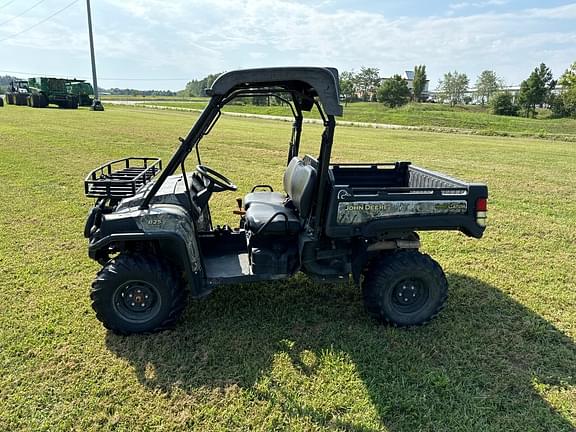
[376,75,410,108]
[517,63,555,117]
[412,65,427,102]
[437,71,469,106]
[490,92,519,116]
[562,88,576,117]
[355,66,380,101]
[182,72,221,97]
[559,61,576,88]
[475,70,503,105]
[339,70,356,106]
[552,61,576,118]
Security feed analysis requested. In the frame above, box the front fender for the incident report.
[88,205,209,298]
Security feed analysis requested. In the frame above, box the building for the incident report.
[378,70,431,101]
[401,70,430,99]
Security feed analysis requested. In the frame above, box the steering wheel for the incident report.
[196,165,238,192]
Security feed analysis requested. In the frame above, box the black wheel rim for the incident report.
[391,278,429,313]
[113,280,162,324]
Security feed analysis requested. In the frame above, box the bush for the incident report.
[376,75,410,108]
[490,92,519,116]
[550,89,576,118]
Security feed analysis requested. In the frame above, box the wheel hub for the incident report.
[123,284,154,312]
[391,278,428,312]
[395,283,419,306]
[113,280,161,323]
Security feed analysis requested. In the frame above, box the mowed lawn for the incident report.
[0,105,575,431]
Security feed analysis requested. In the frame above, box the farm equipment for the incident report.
[5,80,30,106]
[83,67,488,335]
[27,77,78,109]
[66,79,94,106]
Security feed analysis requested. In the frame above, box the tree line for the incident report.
[178,61,576,119]
[105,88,177,97]
[179,73,221,97]
[479,62,575,119]
[0,75,19,93]
[337,62,576,118]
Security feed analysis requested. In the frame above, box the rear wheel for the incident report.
[30,94,41,107]
[91,254,187,335]
[362,250,448,326]
[0,96,3,107]
[38,94,48,108]
[15,93,28,106]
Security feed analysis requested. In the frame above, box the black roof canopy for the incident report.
[208,66,343,116]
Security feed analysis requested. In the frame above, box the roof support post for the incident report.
[312,115,336,236]
[288,111,303,164]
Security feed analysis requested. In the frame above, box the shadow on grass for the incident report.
[106,274,576,431]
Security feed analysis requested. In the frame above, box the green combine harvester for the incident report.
[27,77,79,109]
[66,79,94,106]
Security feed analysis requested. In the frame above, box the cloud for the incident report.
[95,0,576,86]
[2,0,575,89]
[524,3,576,19]
[449,0,507,10]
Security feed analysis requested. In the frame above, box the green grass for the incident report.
[0,104,575,431]
[146,99,576,139]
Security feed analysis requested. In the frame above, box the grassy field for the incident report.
[0,104,575,431]
[140,99,576,139]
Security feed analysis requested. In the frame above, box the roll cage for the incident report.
[139,66,344,234]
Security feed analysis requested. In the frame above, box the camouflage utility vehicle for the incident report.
[84,67,488,334]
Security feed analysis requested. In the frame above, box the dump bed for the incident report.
[325,162,487,239]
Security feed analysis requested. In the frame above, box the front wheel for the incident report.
[362,250,448,326]
[91,254,187,335]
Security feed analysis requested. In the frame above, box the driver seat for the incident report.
[245,157,316,236]
[243,157,300,209]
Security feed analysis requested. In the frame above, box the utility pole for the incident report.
[86,0,103,111]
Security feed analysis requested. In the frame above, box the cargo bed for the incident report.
[325,162,488,238]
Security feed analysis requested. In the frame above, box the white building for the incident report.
[401,70,430,99]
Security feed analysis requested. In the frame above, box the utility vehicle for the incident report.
[83,67,488,335]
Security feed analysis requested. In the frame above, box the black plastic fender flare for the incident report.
[84,205,103,238]
[88,232,209,298]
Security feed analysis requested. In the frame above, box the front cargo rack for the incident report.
[84,157,162,199]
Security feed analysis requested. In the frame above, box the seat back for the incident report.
[283,157,300,193]
[285,157,317,218]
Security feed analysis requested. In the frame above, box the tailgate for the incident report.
[325,164,488,239]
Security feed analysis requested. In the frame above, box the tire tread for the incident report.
[90,254,187,335]
[362,250,448,327]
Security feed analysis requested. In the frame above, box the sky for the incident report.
[0,0,575,90]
